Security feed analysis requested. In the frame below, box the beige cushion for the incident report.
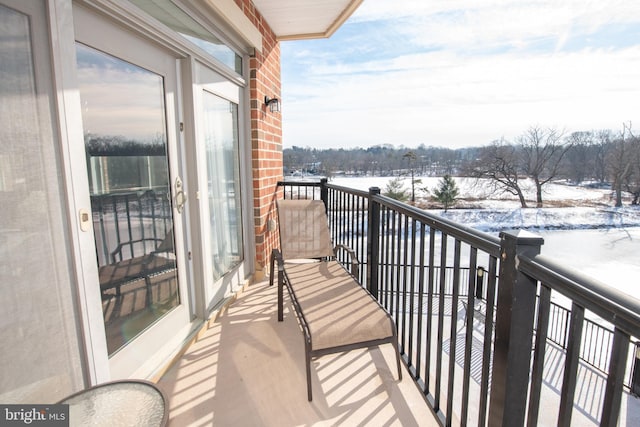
[277,199,335,260]
[284,261,394,351]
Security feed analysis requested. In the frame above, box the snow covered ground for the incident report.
[328,175,640,230]
[325,175,640,299]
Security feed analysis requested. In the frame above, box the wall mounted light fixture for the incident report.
[264,96,280,113]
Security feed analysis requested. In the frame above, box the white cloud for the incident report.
[356,0,640,52]
[281,0,640,149]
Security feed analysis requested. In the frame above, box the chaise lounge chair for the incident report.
[269,199,402,401]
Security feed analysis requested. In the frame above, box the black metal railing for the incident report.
[278,179,640,427]
[515,253,640,427]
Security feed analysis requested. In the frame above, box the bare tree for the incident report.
[519,126,571,207]
[470,139,529,208]
[594,130,612,184]
[403,151,418,202]
[564,131,594,184]
[608,122,637,206]
[625,140,640,204]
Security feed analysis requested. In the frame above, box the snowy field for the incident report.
[330,175,632,209]
[325,175,640,300]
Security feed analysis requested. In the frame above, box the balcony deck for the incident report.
[158,279,439,426]
[157,276,640,426]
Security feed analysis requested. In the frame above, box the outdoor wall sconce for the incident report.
[264,96,281,113]
[475,266,486,299]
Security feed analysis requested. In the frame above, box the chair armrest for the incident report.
[334,244,359,277]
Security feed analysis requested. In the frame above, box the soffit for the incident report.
[252,0,363,41]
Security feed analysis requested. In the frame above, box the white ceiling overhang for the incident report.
[252,0,364,41]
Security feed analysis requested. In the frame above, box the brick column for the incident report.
[237,0,283,279]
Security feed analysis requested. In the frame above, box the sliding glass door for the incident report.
[203,92,243,282]
[194,63,245,306]
[76,42,182,355]
[74,4,192,377]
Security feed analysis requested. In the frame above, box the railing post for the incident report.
[320,178,328,213]
[488,230,544,427]
[367,187,381,299]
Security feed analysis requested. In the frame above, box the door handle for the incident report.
[175,176,187,214]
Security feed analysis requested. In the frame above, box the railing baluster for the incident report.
[446,238,462,424]
[601,328,631,427]
[137,192,146,253]
[149,191,157,241]
[435,232,448,411]
[328,188,334,242]
[461,246,478,427]
[408,218,417,368]
[401,214,409,355]
[388,209,396,317]
[478,255,497,427]
[382,206,390,309]
[97,196,109,261]
[527,283,551,427]
[125,195,135,255]
[415,222,426,381]
[604,326,613,371]
[349,195,353,261]
[425,226,436,394]
[394,211,402,332]
[558,302,585,427]
[562,305,571,348]
[595,326,604,370]
[366,188,380,298]
[337,191,343,243]
[112,195,122,257]
[361,196,367,286]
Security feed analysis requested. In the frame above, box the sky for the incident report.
[280,0,640,150]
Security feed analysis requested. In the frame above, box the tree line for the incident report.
[284,124,640,207]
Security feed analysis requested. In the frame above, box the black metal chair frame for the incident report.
[269,247,402,401]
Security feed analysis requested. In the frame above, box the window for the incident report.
[129,0,242,73]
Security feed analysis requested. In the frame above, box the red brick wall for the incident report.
[236,0,283,278]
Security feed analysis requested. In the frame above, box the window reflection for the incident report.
[76,43,180,355]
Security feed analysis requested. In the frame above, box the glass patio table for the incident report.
[59,380,168,426]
